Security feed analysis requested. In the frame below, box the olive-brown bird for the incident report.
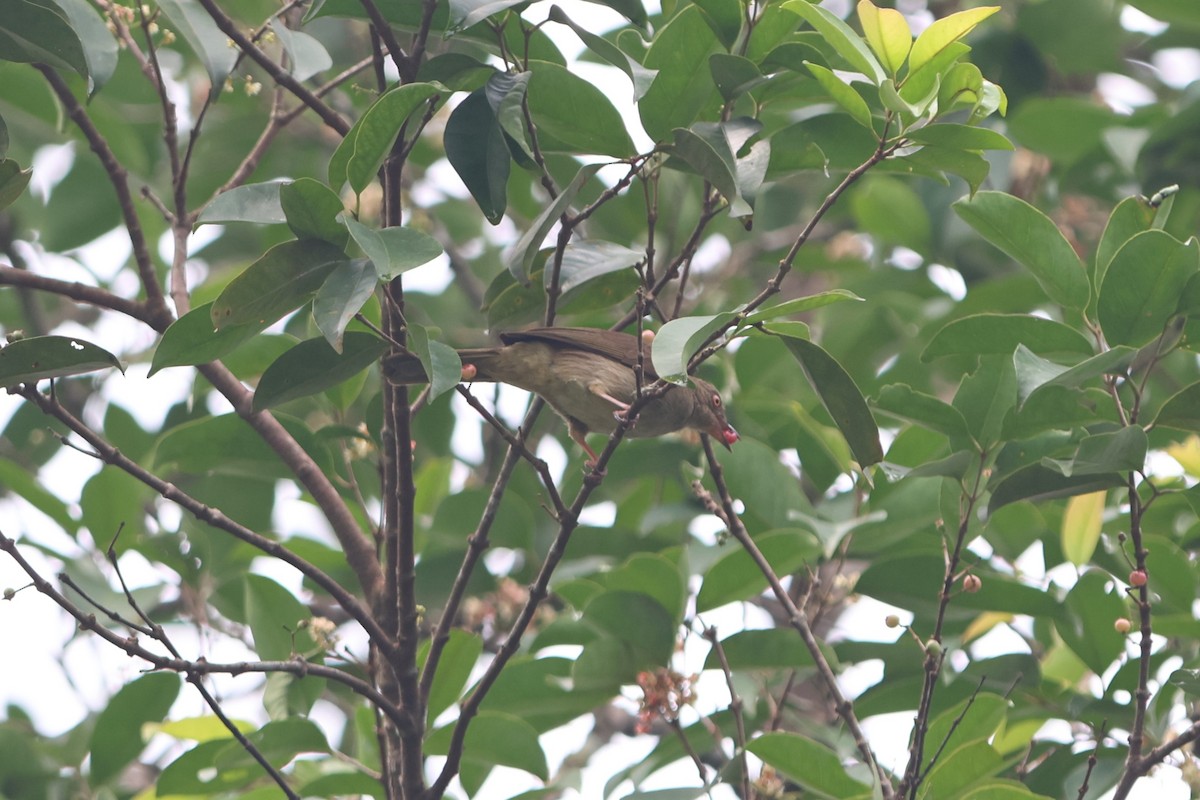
[383,327,738,463]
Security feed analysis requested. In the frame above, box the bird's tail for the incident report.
[382,349,499,385]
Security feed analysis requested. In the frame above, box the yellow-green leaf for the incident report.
[1061,490,1105,566]
[909,6,999,75]
[857,0,911,76]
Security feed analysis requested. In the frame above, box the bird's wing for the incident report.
[499,327,660,379]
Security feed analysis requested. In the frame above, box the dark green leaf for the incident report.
[426,711,548,780]
[444,87,510,224]
[0,0,87,76]
[704,628,819,671]
[874,384,971,440]
[407,322,462,402]
[505,163,602,282]
[904,123,1013,152]
[243,574,319,660]
[0,157,32,209]
[50,0,117,94]
[421,630,483,725]
[1014,346,1135,407]
[1054,571,1126,675]
[1097,230,1199,348]
[604,554,686,623]
[0,335,123,387]
[280,178,348,247]
[953,192,1090,311]
[269,19,331,82]
[89,673,181,786]
[805,60,873,129]
[526,60,635,157]
[696,529,820,612]
[548,6,656,101]
[709,53,766,101]
[1095,196,1155,289]
[252,333,387,411]
[197,181,286,226]
[313,259,377,352]
[214,718,330,769]
[211,240,348,330]
[988,464,1124,515]
[583,590,675,668]
[554,240,643,295]
[923,314,1093,361]
[343,217,444,281]
[779,336,883,466]
[447,0,525,30]
[330,82,442,194]
[154,412,331,479]
[747,732,872,798]
[157,0,237,91]
[1041,426,1147,477]
[150,302,271,375]
[639,6,720,142]
[1153,381,1200,431]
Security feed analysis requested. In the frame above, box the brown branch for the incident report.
[0,266,152,323]
[0,529,412,735]
[192,0,351,136]
[698,438,894,798]
[702,624,750,800]
[17,386,396,660]
[357,0,406,76]
[36,66,172,326]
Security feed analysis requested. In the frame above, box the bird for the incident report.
[383,326,739,463]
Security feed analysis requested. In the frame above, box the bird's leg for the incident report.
[587,383,635,427]
[568,418,602,470]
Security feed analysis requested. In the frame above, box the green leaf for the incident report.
[908,5,998,74]
[670,122,743,211]
[252,333,387,411]
[444,87,510,224]
[1054,571,1126,675]
[211,239,348,330]
[330,82,442,194]
[527,60,635,157]
[805,61,874,130]
[280,178,349,247]
[505,163,602,283]
[269,19,331,82]
[0,158,31,209]
[46,0,116,94]
[780,336,882,466]
[89,673,181,786]
[922,741,1004,798]
[154,413,331,479]
[426,711,548,782]
[150,302,271,375]
[742,291,863,326]
[747,732,872,798]
[694,0,742,48]
[988,464,1124,515]
[1042,426,1147,478]
[782,0,886,85]
[604,553,686,623]
[420,630,483,726]
[0,335,123,387]
[704,628,820,671]
[547,5,656,101]
[242,574,319,660]
[1095,196,1155,289]
[0,0,88,76]
[924,315,1093,362]
[0,457,75,533]
[485,70,532,161]
[953,192,1090,311]
[709,53,767,101]
[639,6,720,142]
[343,217,444,281]
[583,590,675,668]
[407,322,462,402]
[1153,381,1200,431]
[1006,97,1111,165]
[895,145,991,197]
[857,0,911,75]
[924,694,1008,767]
[554,240,643,295]
[157,0,237,91]
[696,529,821,612]
[313,259,377,352]
[904,123,1013,152]
[873,384,971,440]
[652,313,735,383]
[1097,230,1200,347]
[447,0,525,30]
[197,181,286,226]
[1014,345,1135,408]
[954,356,1016,447]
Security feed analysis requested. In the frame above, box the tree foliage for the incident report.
[1,0,1199,798]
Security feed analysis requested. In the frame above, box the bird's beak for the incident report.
[712,423,739,450]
